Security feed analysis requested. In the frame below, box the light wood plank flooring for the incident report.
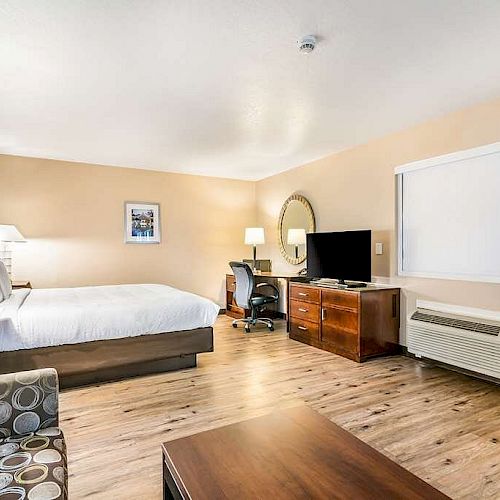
[61,315,500,499]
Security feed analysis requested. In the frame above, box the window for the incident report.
[396,142,500,283]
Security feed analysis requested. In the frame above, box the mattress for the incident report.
[0,284,219,352]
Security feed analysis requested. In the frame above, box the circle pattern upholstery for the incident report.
[0,370,67,499]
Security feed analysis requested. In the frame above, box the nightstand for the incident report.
[11,281,32,290]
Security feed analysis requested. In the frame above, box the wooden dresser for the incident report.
[289,281,400,362]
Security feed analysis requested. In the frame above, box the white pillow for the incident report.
[0,260,12,301]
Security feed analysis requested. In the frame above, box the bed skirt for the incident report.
[0,327,213,389]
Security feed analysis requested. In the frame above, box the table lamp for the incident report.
[245,227,265,271]
[287,228,306,259]
[0,225,26,278]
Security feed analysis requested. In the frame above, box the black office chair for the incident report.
[229,261,279,333]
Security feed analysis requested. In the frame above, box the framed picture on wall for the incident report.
[124,202,161,244]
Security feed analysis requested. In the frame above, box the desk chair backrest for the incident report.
[229,261,255,309]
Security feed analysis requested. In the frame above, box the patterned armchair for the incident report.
[0,368,67,499]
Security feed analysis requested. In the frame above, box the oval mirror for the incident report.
[278,194,315,265]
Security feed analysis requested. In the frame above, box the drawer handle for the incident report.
[298,308,308,313]
[298,292,308,297]
[298,326,308,331]
[321,308,326,320]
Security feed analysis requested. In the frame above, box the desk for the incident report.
[225,272,296,319]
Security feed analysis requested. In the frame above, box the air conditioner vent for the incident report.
[410,311,500,336]
[408,301,500,380]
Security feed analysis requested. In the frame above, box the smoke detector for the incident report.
[298,35,316,54]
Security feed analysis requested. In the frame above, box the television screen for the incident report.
[306,230,371,282]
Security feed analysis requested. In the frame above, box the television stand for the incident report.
[289,281,401,362]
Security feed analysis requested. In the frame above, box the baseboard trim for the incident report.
[403,350,499,385]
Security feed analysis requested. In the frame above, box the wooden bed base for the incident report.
[0,327,213,389]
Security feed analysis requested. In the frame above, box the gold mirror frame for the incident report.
[277,194,316,265]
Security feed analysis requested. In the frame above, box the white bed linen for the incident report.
[0,284,219,352]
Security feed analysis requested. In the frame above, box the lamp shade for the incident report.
[287,228,306,245]
[0,225,26,242]
[244,227,265,245]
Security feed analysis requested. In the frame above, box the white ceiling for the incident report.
[1,1,500,180]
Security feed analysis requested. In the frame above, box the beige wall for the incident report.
[0,155,256,305]
[256,97,500,340]
[3,96,500,329]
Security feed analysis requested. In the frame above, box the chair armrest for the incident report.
[0,368,59,436]
[256,282,280,298]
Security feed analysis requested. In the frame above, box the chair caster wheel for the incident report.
[268,326,274,332]
[232,323,238,328]
[245,326,251,333]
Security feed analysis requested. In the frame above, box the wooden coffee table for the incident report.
[162,406,449,499]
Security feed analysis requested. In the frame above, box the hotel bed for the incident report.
[0,282,219,388]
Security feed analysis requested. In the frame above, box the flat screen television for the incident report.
[306,230,371,283]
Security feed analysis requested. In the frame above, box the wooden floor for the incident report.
[61,315,500,499]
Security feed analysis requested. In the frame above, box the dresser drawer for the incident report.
[321,289,359,310]
[290,300,320,323]
[289,319,319,342]
[226,275,236,292]
[226,304,246,318]
[290,285,320,304]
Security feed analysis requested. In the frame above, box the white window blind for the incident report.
[396,143,500,283]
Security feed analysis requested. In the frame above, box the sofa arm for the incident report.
[0,368,59,437]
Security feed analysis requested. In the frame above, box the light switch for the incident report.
[375,242,383,255]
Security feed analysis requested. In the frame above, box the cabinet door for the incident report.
[321,306,359,356]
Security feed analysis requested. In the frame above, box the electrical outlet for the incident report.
[375,242,383,255]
